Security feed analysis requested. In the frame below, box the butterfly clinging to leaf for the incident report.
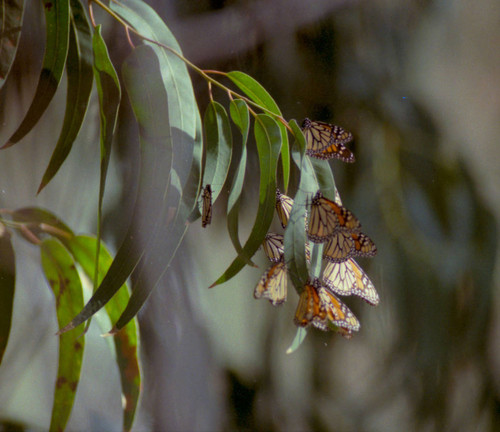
[201,184,212,228]
[322,259,379,306]
[301,118,355,162]
[294,278,360,336]
[323,231,377,262]
[275,189,294,229]
[254,261,288,306]
[307,191,362,243]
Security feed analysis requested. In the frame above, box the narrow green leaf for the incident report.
[0,224,15,366]
[226,99,254,266]
[10,206,74,239]
[90,24,121,300]
[58,45,172,334]
[3,0,70,147]
[286,327,308,354]
[38,0,94,192]
[110,0,198,186]
[113,119,202,332]
[111,171,186,332]
[65,235,140,432]
[0,0,25,89]
[40,238,84,432]
[227,71,290,191]
[284,122,309,291]
[92,25,121,208]
[111,0,201,228]
[211,114,281,287]
[310,158,338,201]
[202,100,233,202]
[182,108,204,219]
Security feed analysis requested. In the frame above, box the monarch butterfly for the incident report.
[275,189,294,229]
[201,184,212,228]
[294,278,360,335]
[301,118,355,162]
[307,191,362,243]
[263,233,284,263]
[262,232,311,265]
[323,231,377,262]
[322,258,379,306]
[254,261,288,305]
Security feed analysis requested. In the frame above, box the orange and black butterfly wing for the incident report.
[294,282,324,328]
[302,118,334,153]
[262,233,284,263]
[350,232,377,257]
[254,261,288,306]
[317,286,360,332]
[349,259,379,306]
[312,140,355,163]
[307,192,339,243]
[322,260,356,296]
[275,189,294,229]
[302,118,355,162]
[322,199,362,232]
[294,279,360,335]
[323,230,355,262]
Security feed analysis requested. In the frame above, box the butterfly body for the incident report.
[201,184,212,228]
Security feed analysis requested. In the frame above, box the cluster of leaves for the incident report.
[0,209,139,431]
[0,0,348,429]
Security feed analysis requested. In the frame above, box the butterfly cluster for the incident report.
[254,119,379,339]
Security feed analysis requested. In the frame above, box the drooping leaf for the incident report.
[58,45,172,333]
[114,117,202,333]
[40,238,84,432]
[65,235,140,432]
[92,25,121,216]
[189,100,233,223]
[110,171,184,332]
[284,120,310,291]
[10,206,74,242]
[227,70,290,191]
[37,0,94,192]
[0,0,25,90]
[3,0,70,147]
[311,157,338,201]
[89,24,121,302]
[286,327,308,354]
[210,114,281,287]
[0,224,15,366]
[91,0,200,331]
[226,99,254,265]
[110,0,198,188]
[181,106,204,218]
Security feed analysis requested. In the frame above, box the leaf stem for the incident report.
[92,0,293,128]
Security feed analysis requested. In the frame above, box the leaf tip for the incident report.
[36,181,46,195]
[103,326,119,337]
[56,323,74,336]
